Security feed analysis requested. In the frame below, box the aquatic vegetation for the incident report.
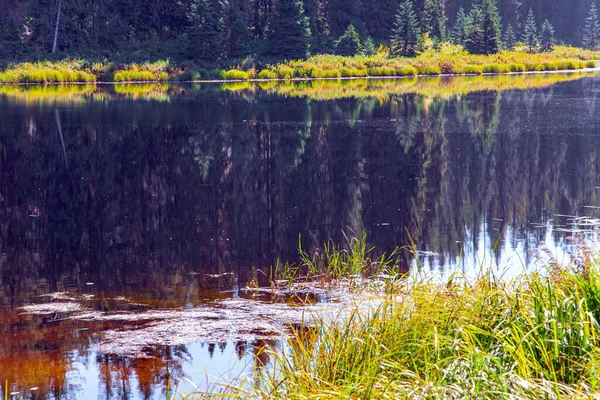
[220,69,253,80]
[256,46,596,80]
[0,47,596,84]
[258,70,279,80]
[0,61,96,83]
[269,233,400,288]
[184,238,600,399]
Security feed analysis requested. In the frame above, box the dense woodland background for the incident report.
[0,0,597,61]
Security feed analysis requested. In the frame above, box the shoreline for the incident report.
[0,65,598,86]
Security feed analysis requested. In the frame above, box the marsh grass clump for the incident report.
[220,69,252,80]
[250,254,600,399]
[0,61,96,83]
[111,60,171,82]
[269,233,401,288]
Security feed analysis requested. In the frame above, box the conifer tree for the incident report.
[335,24,362,55]
[478,0,501,54]
[540,19,555,52]
[327,0,362,38]
[224,0,251,59]
[424,0,446,41]
[390,0,421,57]
[503,23,516,50]
[465,0,500,55]
[583,3,600,50]
[187,0,223,60]
[521,8,539,52]
[452,7,471,46]
[465,6,484,54]
[265,0,311,59]
[362,36,377,55]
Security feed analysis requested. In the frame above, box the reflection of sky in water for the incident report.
[411,213,600,281]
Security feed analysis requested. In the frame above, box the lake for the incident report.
[2,73,600,398]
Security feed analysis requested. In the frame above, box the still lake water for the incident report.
[2,73,600,398]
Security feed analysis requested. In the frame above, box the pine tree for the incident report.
[503,23,516,50]
[327,0,362,38]
[224,0,250,59]
[479,0,501,54]
[390,0,421,57]
[423,0,446,42]
[521,8,539,52]
[465,0,500,55]
[187,0,223,60]
[540,19,555,52]
[583,3,600,50]
[452,7,471,46]
[335,24,362,55]
[362,36,377,55]
[265,0,311,59]
[465,6,484,54]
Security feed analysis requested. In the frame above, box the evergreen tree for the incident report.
[540,19,555,52]
[452,7,471,46]
[583,3,600,50]
[335,24,362,55]
[265,0,311,59]
[224,0,251,59]
[503,23,516,50]
[390,0,421,57]
[362,0,399,41]
[465,0,500,55]
[327,0,362,38]
[478,0,501,54]
[521,8,539,52]
[187,0,223,60]
[465,6,484,54]
[424,0,446,41]
[362,36,377,55]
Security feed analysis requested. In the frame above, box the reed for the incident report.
[0,62,96,83]
[250,249,600,399]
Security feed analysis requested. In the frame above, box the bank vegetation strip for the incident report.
[0,46,598,85]
[184,236,600,399]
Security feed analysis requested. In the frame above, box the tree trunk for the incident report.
[52,0,62,53]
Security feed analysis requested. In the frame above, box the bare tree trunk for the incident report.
[52,0,62,53]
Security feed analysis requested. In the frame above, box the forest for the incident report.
[1,0,600,62]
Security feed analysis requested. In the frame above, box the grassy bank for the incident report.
[0,46,598,84]
[210,241,600,399]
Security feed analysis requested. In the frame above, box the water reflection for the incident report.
[1,74,600,398]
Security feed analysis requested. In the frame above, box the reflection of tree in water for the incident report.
[97,345,190,400]
[2,78,600,303]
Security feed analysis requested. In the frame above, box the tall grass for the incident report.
[248,257,600,399]
[111,60,170,82]
[0,62,96,83]
[270,233,400,287]
[255,46,596,81]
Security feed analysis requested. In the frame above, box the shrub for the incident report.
[398,65,418,76]
[258,70,278,79]
[340,67,367,77]
[221,69,251,80]
[367,66,396,76]
[276,65,295,79]
[418,65,442,75]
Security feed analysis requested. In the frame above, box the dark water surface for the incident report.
[2,74,600,398]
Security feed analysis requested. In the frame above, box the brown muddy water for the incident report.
[2,74,600,398]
